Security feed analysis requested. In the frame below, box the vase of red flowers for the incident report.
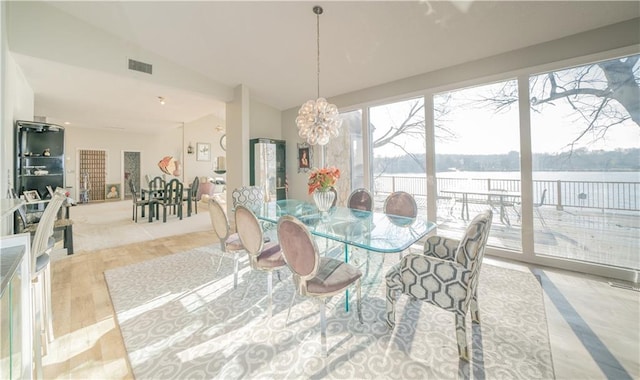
[308,167,340,212]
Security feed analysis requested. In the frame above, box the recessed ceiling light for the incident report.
[64,121,71,125]
[158,96,166,105]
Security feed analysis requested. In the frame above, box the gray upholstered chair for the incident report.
[347,188,373,212]
[383,191,418,218]
[277,215,363,356]
[208,197,245,289]
[385,209,493,361]
[231,185,265,211]
[383,191,419,259]
[190,176,200,214]
[234,204,286,316]
[30,189,67,355]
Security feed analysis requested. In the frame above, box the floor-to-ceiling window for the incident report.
[433,80,522,252]
[529,54,640,270]
[369,97,426,212]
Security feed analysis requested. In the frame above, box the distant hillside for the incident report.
[374,148,640,173]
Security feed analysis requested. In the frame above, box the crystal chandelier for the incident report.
[296,5,342,146]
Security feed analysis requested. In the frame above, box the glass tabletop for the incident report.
[253,199,436,253]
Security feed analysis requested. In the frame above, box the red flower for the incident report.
[308,167,340,194]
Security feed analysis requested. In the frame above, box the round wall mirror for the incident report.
[220,134,226,151]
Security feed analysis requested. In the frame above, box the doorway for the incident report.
[123,151,141,199]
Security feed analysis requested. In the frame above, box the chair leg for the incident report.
[233,252,239,290]
[320,300,327,356]
[44,264,54,343]
[470,289,480,323]
[267,271,273,317]
[385,287,399,328]
[286,291,296,324]
[132,205,135,221]
[455,313,469,361]
[356,279,363,324]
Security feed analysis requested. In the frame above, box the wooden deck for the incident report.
[374,196,640,271]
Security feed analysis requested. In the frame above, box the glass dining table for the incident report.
[252,199,437,310]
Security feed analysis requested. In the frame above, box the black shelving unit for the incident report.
[249,138,286,201]
[14,120,65,201]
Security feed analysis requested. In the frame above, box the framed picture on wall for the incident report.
[297,142,312,173]
[197,142,211,161]
[105,183,121,201]
[23,190,41,203]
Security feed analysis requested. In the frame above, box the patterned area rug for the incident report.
[105,245,555,379]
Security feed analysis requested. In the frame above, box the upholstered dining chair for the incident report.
[129,179,149,222]
[347,188,373,212]
[383,191,419,260]
[234,204,286,316]
[277,215,363,356]
[154,178,184,222]
[385,209,493,361]
[30,189,67,356]
[232,185,265,210]
[190,176,200,214]
[208,197,245,289]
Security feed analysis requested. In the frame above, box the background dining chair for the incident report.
[129,179,149,222]
[383,191,418,260]
[190,176,200,215]
[347,188,373,212]
[231,185,265,211]
[534,189,548,227]
[277,215,363,356]
[155,178,183,222]
[385,209,493,361]
[30,189,67,356]
[148,176,166,216]
[234,204,286,316]
[208,197,244,288]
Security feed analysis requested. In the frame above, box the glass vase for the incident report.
[313,188,335,213]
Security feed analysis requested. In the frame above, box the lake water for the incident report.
[402,171,640,182]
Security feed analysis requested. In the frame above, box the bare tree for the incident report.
[474,55,639,150]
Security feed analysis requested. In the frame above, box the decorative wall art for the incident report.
[105,183,121,200]
[297,142,312,173]
[23,190,41,202]
[197,143,211,161]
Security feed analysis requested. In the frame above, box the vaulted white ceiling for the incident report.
[6,1,639,132]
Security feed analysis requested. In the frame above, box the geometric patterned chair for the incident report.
[385,209,493,361]
[231,185,265,211]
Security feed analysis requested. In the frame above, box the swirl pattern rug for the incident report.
[105,245,554,379]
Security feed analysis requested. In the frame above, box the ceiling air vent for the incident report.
[128,59,152,74]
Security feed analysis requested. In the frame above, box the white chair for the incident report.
[234,204,286,317]
[30,189,66,356]
[277,215,363,356]
[208,197,244,289]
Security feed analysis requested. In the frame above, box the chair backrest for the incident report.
[163,178,183,203]
[232,186,264,211]
[31,190,66,270]
[149,176,165,190]
[347,188,373,211]
[277,215,320,292]
[191,176,200,197]
[383,191,418,218]
[234,205,264,257]
[129,179,139,201]
[208,197,230,250]
[455,209,493,275]
[535,189,547,207]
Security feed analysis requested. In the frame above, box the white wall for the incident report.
[64,125,182,199]
[250,98,281,140]
[183,114,226,182]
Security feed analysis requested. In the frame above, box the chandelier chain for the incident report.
[316,8,320,99]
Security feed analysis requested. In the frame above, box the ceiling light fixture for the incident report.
[158,96,166,105]
[296,5,342,146]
